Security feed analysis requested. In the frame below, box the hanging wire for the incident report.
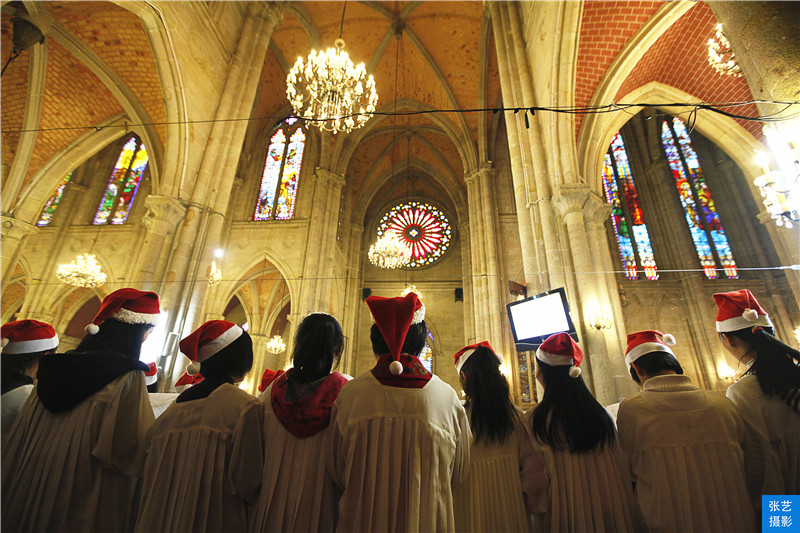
[0,50,20,77]
[338,1,347,40]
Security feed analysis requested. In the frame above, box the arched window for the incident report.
[660,117,738,279]
[36,172,72,226]
[601,133,659,280]
[254,118,305,221]
[418,330,435,372]
[93,136,149,225]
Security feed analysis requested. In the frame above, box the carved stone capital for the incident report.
[552,184,592,220]
[142,195,186,231]
[314,168,346,189]
[584,192,612,225]
[1,215,38,241]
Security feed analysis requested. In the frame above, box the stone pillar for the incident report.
[464,171,488,340]
[297,168,345,316]
[553,184,620,403]
[340,222,363,376]
[1,216,37,283]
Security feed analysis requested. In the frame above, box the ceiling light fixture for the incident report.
[286,3,377,134]
[56,253,107,288]
[707,23,742,78]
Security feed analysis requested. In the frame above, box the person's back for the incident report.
[2,289,160,533]
[136,321,262,533]
[251,313,348,533]
[618,330,754,533]
[451,342,531,533]
[328,293,470,533]
[330,370,469,532]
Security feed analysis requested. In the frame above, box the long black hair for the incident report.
[291,313,343,383]
[370,321,427,357]
[531,361,616,452]
[75,319,153,360]
[200,331,254,380]
[1,350,52,392]
[724,326,800,412]
[461,346,517,445]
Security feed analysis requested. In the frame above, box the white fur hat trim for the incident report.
[535,349,574,367]
[715,313,773,333]
[197,323,243,361]
[111,308,161,326]
[625,342,673,366]
[412,303,426,325]
[455,347,504,375]
[1,335,59,354]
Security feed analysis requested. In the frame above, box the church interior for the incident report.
[1,0,798,406]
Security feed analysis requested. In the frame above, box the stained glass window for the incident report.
[661,117,738,279]
[518,352,531,403]
[254,118,304,221]
[419,330,435,372]
[602,133,659,280]
[377,201,452,268]
[93,136,149,225]
[37,172,72,226]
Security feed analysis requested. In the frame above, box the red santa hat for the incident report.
[258,367,285,393]
[86,288,161,335]
[713,289,773,332]
[625,329,676,366]
[366,292,425,376]
[180,320,243,375]
[1,319,59,354]
[144,362,158,386]
[453,341,502,375]
[536,332,584,378]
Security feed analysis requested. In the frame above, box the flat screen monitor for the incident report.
[506,287,577,350]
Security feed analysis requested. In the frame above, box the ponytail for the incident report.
[726,326,800,413]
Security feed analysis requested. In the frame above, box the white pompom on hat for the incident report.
[713,289,772,333]
[179,320,243,375]
[536,332,583,378]
[85,288,161,335]
[625,330,676,366]
[366,292,425,375]
[1,319,59,354]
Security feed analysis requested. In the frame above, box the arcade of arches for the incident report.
[1,1,798,404]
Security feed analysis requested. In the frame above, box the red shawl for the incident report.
[270,370,348,438]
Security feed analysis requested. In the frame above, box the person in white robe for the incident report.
[617,329,755,533]
[2,288,160,533]
[522,333,643,533]
[251,313,349,533]
[451,341,532,533]
[713,289,799,494]
[1,319,59,444]
[329,292,470,532]
[136,320,263,533]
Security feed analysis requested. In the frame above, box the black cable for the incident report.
[0,50,20,78]
[338,1,347,40]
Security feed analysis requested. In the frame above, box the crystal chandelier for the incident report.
[707,23,742,77]
[754,127,800,228]
[56,253,107,287]
[266,335,286,354]
[368,233,411,269]
[208,261,223,286]
[286,38,378,134]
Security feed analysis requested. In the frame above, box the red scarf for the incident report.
[270,370,348,438]
[175,372,204,387]
[371,354,432,389]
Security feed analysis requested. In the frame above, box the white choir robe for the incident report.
[136,384,263,533]
[727,374,799,494]
[1,383,33,444]
[520,408,643,533]
[618,374,755,533]
[329,372,470,533]
[250,382,339,532]
[453,408,532,533]
[2,371,154,533]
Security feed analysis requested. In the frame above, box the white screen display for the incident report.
[509,292,571,341]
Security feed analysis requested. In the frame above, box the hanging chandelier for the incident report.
[754,127,800,229]
[368,233,411,269]
[208,260,223,286]
[286,38,378,134]
[56,253,107,287]
[266,335,286,354]
[707,23,742,78]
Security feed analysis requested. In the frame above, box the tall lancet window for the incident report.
[93,136,149,225]
[37,172,72,226]
[254,118,305,221]
[602,133,659,280]
[661,117,738,279]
